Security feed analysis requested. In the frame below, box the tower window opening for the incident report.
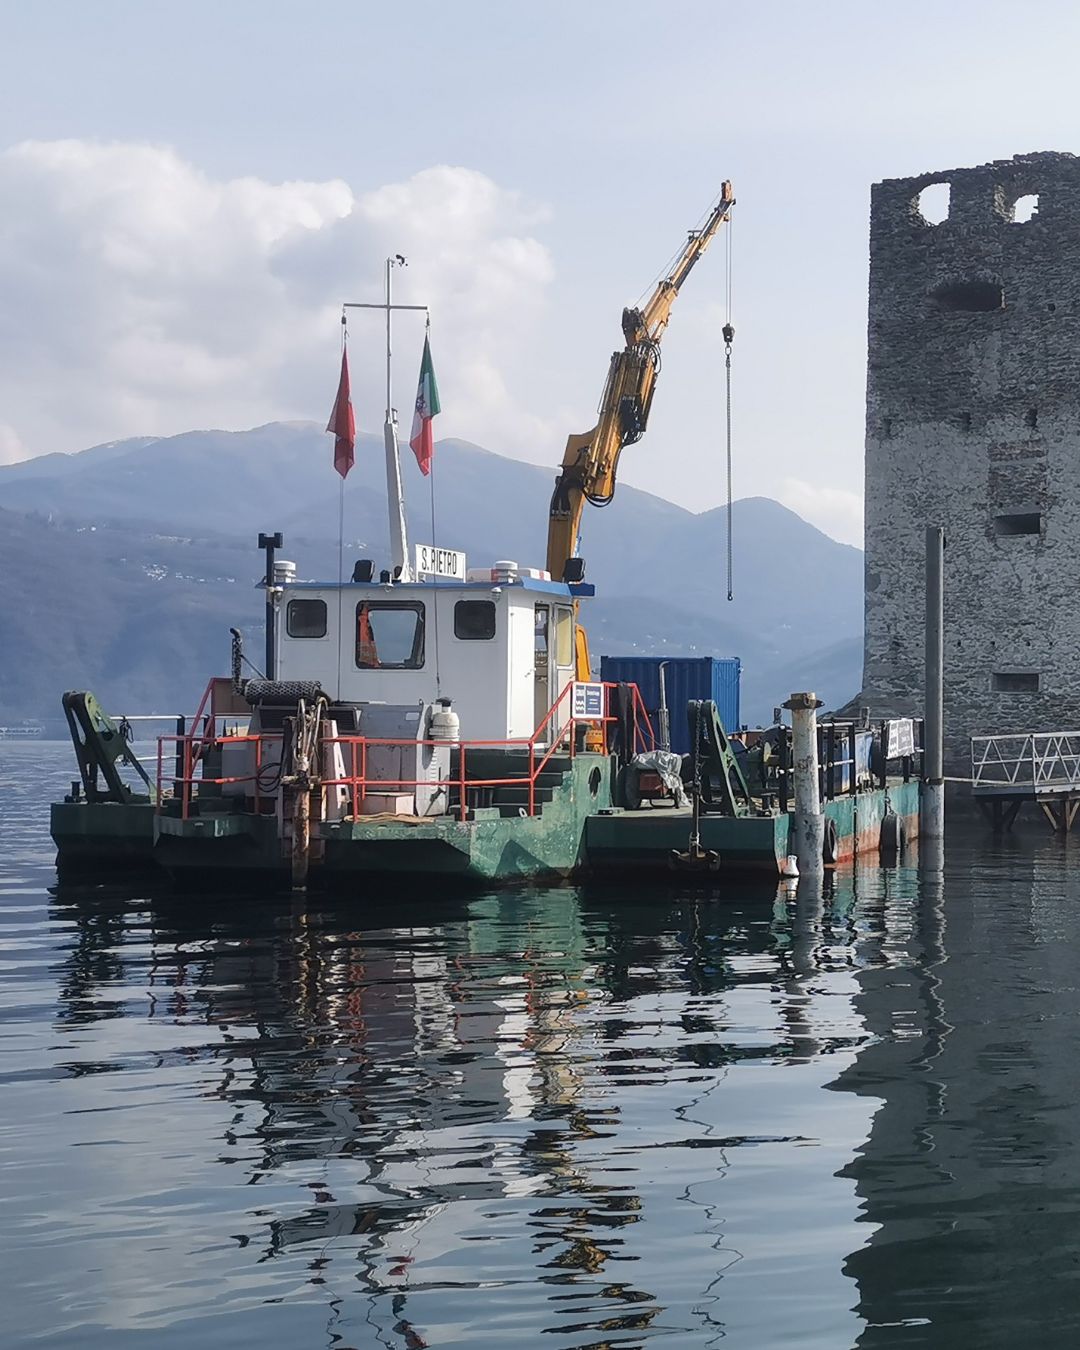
[994,511,1042,537]
[931,279,1005,313]
[917,182,951,225]
[992,671,1039,693]
[1012,194,1039,223]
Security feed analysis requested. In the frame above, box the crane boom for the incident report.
[546,181,735,597]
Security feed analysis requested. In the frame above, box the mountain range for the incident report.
[0,422,863,728]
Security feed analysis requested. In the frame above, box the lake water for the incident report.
[4,741,1080,1348]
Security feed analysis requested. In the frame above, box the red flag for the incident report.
[326,347,356,478]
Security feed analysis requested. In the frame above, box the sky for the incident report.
[2,1,1080,547]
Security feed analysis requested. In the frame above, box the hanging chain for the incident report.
[723,323,734,602]
[723,209,734,603]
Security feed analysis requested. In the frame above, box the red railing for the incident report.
[156,681,656,822]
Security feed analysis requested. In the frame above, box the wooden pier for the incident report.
[971,732,1080,832]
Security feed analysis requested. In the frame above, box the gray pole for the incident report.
[382,256,412,580]
[258,531,283,681]
[385,256,393,418]
[922,526,945,840]
[783,691,825,876]
[658,662,671,753]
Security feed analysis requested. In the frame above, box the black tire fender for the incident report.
[822,816,839,865]
[880,811,904,858]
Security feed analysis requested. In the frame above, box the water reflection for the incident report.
[34,876,876,1348]
[836,832,1080,1349]
[21,743,1073,1347]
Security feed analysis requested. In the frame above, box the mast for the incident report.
[383,256,411,581]
[344,260,428,583]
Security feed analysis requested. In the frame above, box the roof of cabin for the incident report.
[281,579,595,598]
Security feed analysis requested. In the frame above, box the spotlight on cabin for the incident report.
[379,569,392,583]
[352,559,374,583]
[562,558,586,583]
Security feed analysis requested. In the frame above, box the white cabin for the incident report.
[275,570,591,744]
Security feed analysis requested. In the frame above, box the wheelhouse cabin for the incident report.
[276,564,592,744]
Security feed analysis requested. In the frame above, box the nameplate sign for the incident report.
[415,545,467,580]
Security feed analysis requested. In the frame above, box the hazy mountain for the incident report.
[0,507,260,724]
[0,424,862,728]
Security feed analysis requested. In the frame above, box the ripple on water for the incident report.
[7,743,1080,1346]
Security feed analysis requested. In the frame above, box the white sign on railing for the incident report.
[886,718,915,759]
[415,544,467,580]
[572,681,604,719]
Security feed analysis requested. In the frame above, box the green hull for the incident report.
[585,808,788,871]
[51,759,923,889]
[321,753,613,881]
[51,801,156,878]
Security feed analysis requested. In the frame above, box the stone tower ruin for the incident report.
[861,152,1080,770]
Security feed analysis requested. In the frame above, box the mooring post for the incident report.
[784,692,825,876]
[922,526,945,841]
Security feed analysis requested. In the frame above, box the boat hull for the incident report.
[50,767,922,890]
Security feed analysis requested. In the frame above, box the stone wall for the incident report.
[862,152,1080,772]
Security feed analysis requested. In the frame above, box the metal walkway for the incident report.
[971,732,1080,831]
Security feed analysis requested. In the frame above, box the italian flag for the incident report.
[409,331,441,476]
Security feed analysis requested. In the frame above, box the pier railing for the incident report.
[155,681,656,822]
[971,732,1080,794]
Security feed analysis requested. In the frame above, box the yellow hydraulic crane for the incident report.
[546,182,735,680]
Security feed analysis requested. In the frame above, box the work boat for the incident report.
[51,186,927,887]
[52,545,924,890]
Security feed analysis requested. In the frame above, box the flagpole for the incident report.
[342,280,429,585]
[383,257,412,581]
[426,315,442,698]
[336,315,347,700]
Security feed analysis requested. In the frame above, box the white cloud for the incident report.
[0,423,28,465]
[777,477,864,547]
[0,140,558,458]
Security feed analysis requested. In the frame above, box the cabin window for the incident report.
[453,599,497,641]
[286,598,327,638]
[355,601,425,669]
[554,607,574,667]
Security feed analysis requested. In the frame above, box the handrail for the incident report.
[156,679,655,821]
[972,731,1080,790]
[531,679,576,745]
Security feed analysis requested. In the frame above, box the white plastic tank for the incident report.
[430,698,460,743]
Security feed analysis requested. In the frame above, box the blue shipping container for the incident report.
[598,656,741,755]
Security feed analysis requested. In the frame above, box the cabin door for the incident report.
[552,605,575,738]
[533,604,551,737]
